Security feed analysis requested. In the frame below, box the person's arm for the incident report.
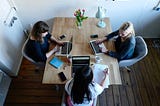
[107,36,135,60]
[65,79,73,95]
[100,68,109,87]
[46,32,64,45]
[96,30,119,44]
[105,30,119,40]
[90,69,109,98]
[50,36,64,46]
[46,45,59,58]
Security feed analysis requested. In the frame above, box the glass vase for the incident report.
[77,21,82,29]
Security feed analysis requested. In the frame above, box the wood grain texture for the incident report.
[43,17,121,85]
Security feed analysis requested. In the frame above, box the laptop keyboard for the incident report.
[61,42,68,54]
[92,41,101,53]
[61,42,72,54]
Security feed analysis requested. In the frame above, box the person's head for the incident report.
[119,21,134,38]
[71,66,93,104]
[31,21,49,42]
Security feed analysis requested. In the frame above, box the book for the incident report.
[49,56,64,69]
[92,64,109,88]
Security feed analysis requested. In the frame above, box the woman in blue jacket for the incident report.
[96,21,136,61]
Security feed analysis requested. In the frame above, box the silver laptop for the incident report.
[55,37,73,56]
[89,40,107,55]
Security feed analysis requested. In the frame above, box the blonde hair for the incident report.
[119,21,135,36]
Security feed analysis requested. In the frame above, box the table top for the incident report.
[42,17,122,85]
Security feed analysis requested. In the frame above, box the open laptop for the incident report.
[89,40,107,55]
[55,37,73,56]
[71,56,90,77]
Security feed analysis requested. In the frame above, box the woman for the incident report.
[25,21,63,62]
[96,21,136,61]
[65,66,108,106]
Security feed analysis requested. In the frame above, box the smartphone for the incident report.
[58,72,67,81]
[90,34,98,38]
[58,35,66,40]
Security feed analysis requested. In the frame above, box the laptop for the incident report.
[71,56,90,77]
[89,40,107,55]
[55,37,73,56]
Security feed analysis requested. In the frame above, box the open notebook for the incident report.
[89,40,107,55]
[55,37,73,56]
[92,64,110,88]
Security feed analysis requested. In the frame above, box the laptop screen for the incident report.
[55,36,73,56]
[71,56,90,77]
[89,40,107,55]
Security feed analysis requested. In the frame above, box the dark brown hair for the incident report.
[71,66,93,104]
[31,21,49,42]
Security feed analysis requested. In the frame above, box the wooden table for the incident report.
[42,17,122,85]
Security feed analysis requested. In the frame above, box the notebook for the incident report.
[55,37,73,56]
[71,56,90,77]
[89,40,107,55]
[49,56,64,69]
[92,64,109,88]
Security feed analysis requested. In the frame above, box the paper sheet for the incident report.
[92,64,110,88]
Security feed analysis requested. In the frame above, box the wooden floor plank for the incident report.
[130,66,143,106]
[105,86,114,106]
[112,85,121,106]
[119,85,129,106]
[122,69,136,106]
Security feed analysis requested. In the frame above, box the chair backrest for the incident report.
[22,39,45,67]
[119,36,148,67]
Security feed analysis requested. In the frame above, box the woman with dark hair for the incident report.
[25,21,63,62]
[96,21,136,61]
[65,66,108,106]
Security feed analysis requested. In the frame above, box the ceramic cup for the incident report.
[95,56,102,63]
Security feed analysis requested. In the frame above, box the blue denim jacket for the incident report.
[105,30,136,61]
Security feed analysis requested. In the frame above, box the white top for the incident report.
[65,79,104,106]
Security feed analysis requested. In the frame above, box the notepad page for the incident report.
[92,64,109,88]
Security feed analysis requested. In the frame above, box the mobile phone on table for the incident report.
[58,35,66,40]
[90,34,98,38]
[58,72,67,81]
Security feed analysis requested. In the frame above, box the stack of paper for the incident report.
[92,64,109,88]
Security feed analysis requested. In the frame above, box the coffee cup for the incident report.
[95,56,102,63]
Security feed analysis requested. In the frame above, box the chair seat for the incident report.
[22,38,45,71]
[119,36,148,68]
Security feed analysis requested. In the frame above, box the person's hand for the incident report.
[57,41,64,46]
[52,45,60,53]
[103,68,109,75]
[101,49,109,54]
[98,46,109,54]
[100,68,109,87]
[95,39,104,44]
[103,68,109,78]
[96,37,107,44]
